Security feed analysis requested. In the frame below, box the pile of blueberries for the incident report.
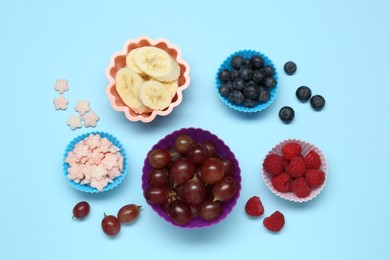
[218,55,277,108]
[279,61,326,123]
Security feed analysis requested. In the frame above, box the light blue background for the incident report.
[1,0,389,259]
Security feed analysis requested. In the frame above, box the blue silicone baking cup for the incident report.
[63,131,128,193]
[216,49,278,113]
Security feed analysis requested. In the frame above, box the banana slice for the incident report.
[125,49,145,76]
[139,80,173,110]
[115,67,152,114]
[133,46,180,82]
[163,80,178,98]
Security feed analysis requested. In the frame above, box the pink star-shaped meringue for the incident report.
[82,111,100,127]
[75,100,91,116]
[84,134,101,149]
[66,115,82,130]
[53,95,68,110]
[54,79,69,94]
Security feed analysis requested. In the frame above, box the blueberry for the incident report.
[239,66,253,81]
[262,65,275,77]
[279,106,295,123]
[219,81,233,98]
[244,98,259,108]
[310,95,325,111]
[284,61,297,75]
[252,70,266,84]
[233,78,246,91]
[250,55,264,69]
[258,88,270,103]
[243,58,251,67]
[230,69,239,80]
[263,77,277,88]
[228,90,245,105]
[243,81,260,99]
[218,69,231,82]
[296,86,312,102]
[231,56,245,69]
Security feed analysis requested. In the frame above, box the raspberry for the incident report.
[245,196,264,217]
[291,178,311,198]
[285,157,306,178]
[282,142,302,160]
[304,150,321,169]
[263,154,284,176]
[263,211,285,232]
[271,173,292,193]
[305,169,325,188]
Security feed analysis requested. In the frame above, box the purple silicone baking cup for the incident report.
[262,139,328,203]
[142,127,242,228]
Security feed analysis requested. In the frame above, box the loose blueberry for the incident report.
[231,56,245,69]
[279,106,295,123]
[262,65,275,77]
[228,90,245,105]
[219,82,233,98]
[244,98,259,108]
[258,88,270,103]
[296,86,312,102]
[218,69,231,82]
[233,78,246,91]
[243,81,260,99]
[252,70,266,85]
[239,66,253,81]
[310,95,325,111]
[263,77,277,88]
[250,55,264,69]
[284,61,297,75]
[230,69,239,81]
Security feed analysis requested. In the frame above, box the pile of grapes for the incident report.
[143,132,240,226]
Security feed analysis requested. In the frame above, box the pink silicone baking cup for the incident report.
[262,139,328,203]
[142,127,241,228]
[106,36,191,123]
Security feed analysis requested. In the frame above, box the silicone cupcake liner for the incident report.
[216,49,278,113]
[106,35,191,123]
[142,127,241,228]
[262,139,328,203]
[63,131,128,193]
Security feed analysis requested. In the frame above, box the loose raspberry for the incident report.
[291,178,311,198]
[282,142,302,160]
[245,196,264,217]
[305,169,325,188]
[304,150,321,169]
[285,157,306,178]
[263,154,284,176]
[263,211,285,232]
[271,173,292,193]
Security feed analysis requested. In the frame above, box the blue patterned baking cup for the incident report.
[216,49,278,113]
[63,131,128,193]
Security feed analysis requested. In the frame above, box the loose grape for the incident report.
[213,176,238,202]
[72,201,90,219]
[168,200,192,226]
[144,185,170,204]
[187,143,208,165]
[101,214,121,236]
[117,204,141,224]
[183,179,206,206]
[198,200,223,221]
[200,158,225,184]
[174,134,194,154]
[148,149,171,169]
[170,157,195,185]
[148,168,169,186]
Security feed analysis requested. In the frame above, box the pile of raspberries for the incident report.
[263,142,325,198]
